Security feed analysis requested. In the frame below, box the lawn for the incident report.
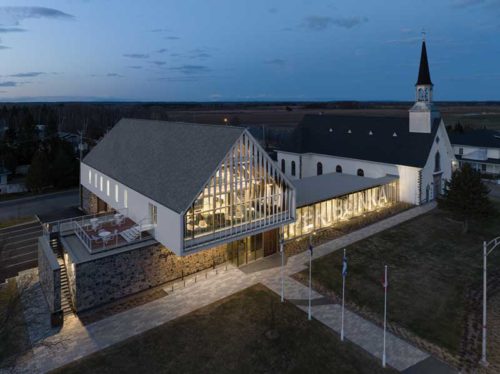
[300,205,500,357]
[54,284,394,374]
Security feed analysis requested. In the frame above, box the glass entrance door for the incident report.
[227,234,264,267]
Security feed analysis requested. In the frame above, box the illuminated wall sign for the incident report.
[284,181,398,240]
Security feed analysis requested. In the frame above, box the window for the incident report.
[336,165,342,173]
[482,164,487,172]
[357,169,364,176]
[459,148,463,155]
[94,173,98,188]
[291,161,296,176]
[434,151,441,172]
[281,159,285,173]
[317,162,323,176]
[124,189,128,208]
[115,184,119,203]
[100,176,103,191]
[106,180,110,196]
[88,170,92,184]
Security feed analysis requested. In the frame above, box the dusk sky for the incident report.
[0,0,499,102]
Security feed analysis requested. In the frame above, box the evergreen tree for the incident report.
[50,140,78,188]
[26,149,50,193]
[438,163,493,233]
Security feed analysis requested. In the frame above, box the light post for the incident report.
[308,235,313,321]
[280,228,284,303]
[480,237,500,367]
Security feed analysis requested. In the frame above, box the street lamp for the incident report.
[480,236,500,367]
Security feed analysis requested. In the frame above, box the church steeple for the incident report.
[416,40,432,86]
[409,38,439,133]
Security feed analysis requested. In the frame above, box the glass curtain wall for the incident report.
[184,134,293,247]
[284,181,398,240]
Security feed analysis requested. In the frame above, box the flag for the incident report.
[342,254,348,277]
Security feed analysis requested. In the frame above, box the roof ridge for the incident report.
[120,118,245,131]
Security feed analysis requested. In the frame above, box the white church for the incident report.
[277,40,455,210]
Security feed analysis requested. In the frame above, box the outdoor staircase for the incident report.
[57,256,73,316]
[120,225,141,243]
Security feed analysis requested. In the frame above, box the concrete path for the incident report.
[14,202,451,373]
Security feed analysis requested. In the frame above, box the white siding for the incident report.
[80,163,183,255]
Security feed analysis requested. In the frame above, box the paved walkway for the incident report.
[14,202,450,373]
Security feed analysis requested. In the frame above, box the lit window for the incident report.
[94,173,98,188]
[115,184,119,203]
[106,180,110,196]
[88,170,92,184]
[100,176,103,191]
[124,189,128,208]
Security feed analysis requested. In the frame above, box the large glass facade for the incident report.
[184,134,294,249]
[284,181,399,240]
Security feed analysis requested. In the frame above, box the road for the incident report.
[0,189,79,221]
[0,220,42,283]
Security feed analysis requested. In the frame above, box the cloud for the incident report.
[123,53,149,59]
[169,65,210,74]
[0,45,9,50]
[155,48,167,53]
[127,65,142,69]
[0,27,25,33]
[383,36,422,45]
[451,0,485,8]
[302,15,368,30]
[9,71,44,77]
[264,58,286,67]
[165,36,180,40]
[0,6,74,26]
[0,81,17,87]
[106,73,123,78]
[149,60,166,66]
[188,48,211,59]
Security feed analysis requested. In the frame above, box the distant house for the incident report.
[0,166,27,194]
[449,129,500,178]
[58,131,88,154]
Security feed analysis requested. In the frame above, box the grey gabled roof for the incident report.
[280,114,441,168]
[293,173,399,207]
[449,129,500,149]
[83,119,245,213]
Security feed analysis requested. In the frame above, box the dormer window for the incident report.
[347,129,352,134]
[329,128,333,133]
[393,132,397,137]
[369,131,373,136]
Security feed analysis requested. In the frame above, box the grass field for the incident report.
[300,205,500,356]
[0,216,35,230]
[55,284,395,374]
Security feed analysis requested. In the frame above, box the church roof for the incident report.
[416,40,433,86]
[279,114,441,168]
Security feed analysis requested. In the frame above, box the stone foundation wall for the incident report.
[81,186,98,215]
[37,237,61,313]
[68,243,227,312]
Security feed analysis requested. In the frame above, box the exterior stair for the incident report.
[57,256,73,316]
[120,225,141,242]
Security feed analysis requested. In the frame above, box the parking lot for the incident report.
[0,219,42,283]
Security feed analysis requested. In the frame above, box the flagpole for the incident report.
[341,248,346,341]
[280,230,284,303]
[308,235,312,321]
[382,265,388,368]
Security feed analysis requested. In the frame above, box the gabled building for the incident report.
[449,129,500,178]
[277,40,455,207]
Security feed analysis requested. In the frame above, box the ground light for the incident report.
[481,237,500,367]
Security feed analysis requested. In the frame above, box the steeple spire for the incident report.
[416,39,432,86]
